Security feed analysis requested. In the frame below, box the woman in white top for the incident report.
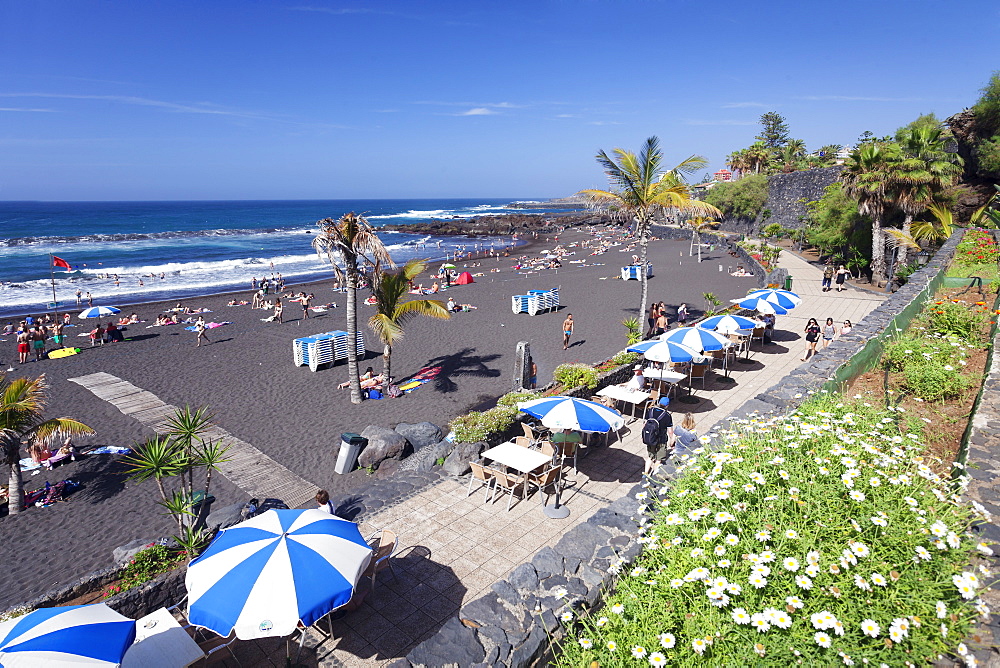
[839,320,853,337]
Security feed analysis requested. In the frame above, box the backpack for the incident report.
[386,384,403,399]
[641,418,663,446]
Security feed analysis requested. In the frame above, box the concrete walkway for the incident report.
[68,372,317,508]
[229,248,888,667]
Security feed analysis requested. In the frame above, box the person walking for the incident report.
[300,293,312,319]
[86,291,93,306]
[672,413,700,459]
[194,317,210,346]
[646,303,658,339]
[840,320,853,337]
[822,317,836,348]
[274,298,283,324]
[654,307,668,337]
[821,263,834,292]
[835,265,851,292]
[16,328,30,364]
[562,313,574,350]
[75,289,82,306]
[676,303,688,327]
[802,318,821,361]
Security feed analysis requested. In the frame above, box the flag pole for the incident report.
[49,254,58,322]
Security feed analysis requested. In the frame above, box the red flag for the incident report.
[52,255,71,270]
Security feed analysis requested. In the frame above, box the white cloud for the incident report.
[459,107,499,116]
[0,107,56,112]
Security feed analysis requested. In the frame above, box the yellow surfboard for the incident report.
[48,347,81,359]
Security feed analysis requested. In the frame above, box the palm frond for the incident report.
[884,228,921,250]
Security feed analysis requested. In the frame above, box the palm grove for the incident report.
[703,71,1000,285]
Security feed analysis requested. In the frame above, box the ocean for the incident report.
[0,199,570,319]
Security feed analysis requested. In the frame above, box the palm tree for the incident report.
[893,126,964,263]
[685,216,718,262]
[727,148,750,178]
[579,136,720,317]
[368,259,451,380]
[313,213,392,404]
[841,143,898,281]
[745,141,772,174]
[1,374,94,516]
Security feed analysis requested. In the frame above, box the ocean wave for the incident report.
[0,226,308,248]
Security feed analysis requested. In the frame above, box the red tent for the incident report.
[454,271,475,285]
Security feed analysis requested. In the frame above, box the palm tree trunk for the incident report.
[383,343,392,380]
[346,271,363,405]
[637,218,650,318]
[899,214,912,265]
[871,217,886,283]
[8,461,23,516]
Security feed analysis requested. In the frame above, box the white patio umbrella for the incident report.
[78,306,121,319]
[186,509,372,640]
[660,326,731,352]
[517,396,624,433]
[732,296,788,315]
[0,603,136,667]
[627,339,702,363]
[698,314,761,334]
[747,288,801,307]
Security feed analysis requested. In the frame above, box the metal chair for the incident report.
[490,470,527,511]
[514,436,533,448]
[468,461,496,503]
[689,363,710,390]
[527,465,563,505]
[364,528,399,592]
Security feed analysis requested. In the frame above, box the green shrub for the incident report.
[704,174,769,220]
[554,363,599,390]
[553,397,985,667]
[449,405,518,443]
[497,390,538,408]
[901,360,971,402]
[761,222,783,239]
[922,300,988,344]
[103,544,182,598]
[610,351,640,367]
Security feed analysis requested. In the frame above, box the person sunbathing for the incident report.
[339,367,375,389]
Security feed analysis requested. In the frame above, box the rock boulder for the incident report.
[442,441,487,476]
[358,425,410,470]
[394,422,444,452]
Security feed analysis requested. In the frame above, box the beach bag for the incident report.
[641,418,663,447]
[386,384,403,399]
[368,389,383,400]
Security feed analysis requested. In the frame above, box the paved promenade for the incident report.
[230,249,887,667]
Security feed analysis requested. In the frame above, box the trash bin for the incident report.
[335,433,367,474]
[784,275,793,291]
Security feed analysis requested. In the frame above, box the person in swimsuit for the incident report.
[31,327,46,361]
[822,317,836,348]
[562,314,574,350]
[300,293,313,319]
[676,303,688,327]
[52,322,65,348]
[194,317,210,347]
[16,329,30,364]
[274,298,283,324]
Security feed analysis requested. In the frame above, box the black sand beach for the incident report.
[0,227,756,609]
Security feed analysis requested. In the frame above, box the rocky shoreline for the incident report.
[379,211,608,237]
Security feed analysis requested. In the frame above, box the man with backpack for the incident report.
[641,397,674,475]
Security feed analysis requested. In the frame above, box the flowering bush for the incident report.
[881,333,973,402]
[103,543,182,598]
[922,301,989,344]
[554,397,993,667]
[954,229,999,267]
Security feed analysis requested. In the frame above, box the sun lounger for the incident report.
[293,330,366,371]
[511,287,560,316]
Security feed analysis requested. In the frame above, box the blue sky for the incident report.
[1,0,998,201]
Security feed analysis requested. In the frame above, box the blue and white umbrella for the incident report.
[746,288,801,308]
[0,603,136,668]
[517,396,624,433]
[78,306,121,319]
[186,509,373,640]
[628,339,701,363]
[660,326,731,352]
[733,296,788,315]
[698,314,761,334]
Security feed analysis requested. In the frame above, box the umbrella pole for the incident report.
[543,455,571,519]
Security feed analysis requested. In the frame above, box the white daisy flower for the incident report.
[936,601,947,618]
[795,574,813,590]
[578,637,592,649]
[658,633,676,649]
[814,631,832,648]
[860,619,880,637]
[783,557,800,571]
[631,645,648,659]
[648,652,668,667]
[785,529,799,539]
[731,608,751,624]
[724,534,739,545]
[606,640,617,651]
[786,595,804,609]
[750,613,771,632]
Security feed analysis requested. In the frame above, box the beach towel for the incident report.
[19,457,41,472]
[398,380,423,392]
[89,445,131,455]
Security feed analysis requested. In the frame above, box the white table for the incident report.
[597,386,651,420]
[122,607,205,668]
[642,368,687,384]
[481,441,552,474]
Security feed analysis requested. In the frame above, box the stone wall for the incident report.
[763,166,842,232]
[956,323,1000,666]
